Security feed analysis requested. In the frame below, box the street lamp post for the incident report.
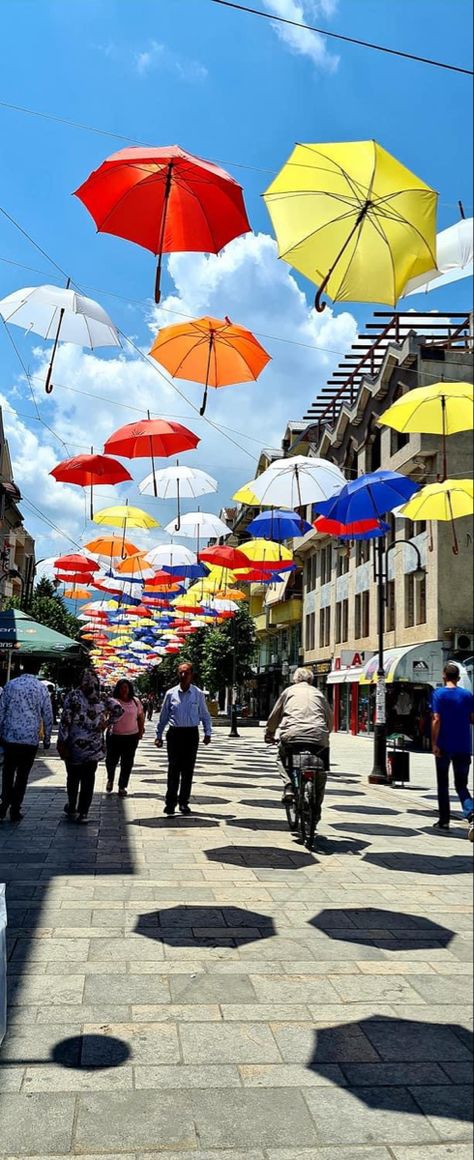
[229,615,240,739]
[369,536,426,784]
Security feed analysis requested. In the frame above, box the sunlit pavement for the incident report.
[0,723,472,1159]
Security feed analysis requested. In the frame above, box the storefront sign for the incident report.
[313,659,332,677]
[340,650,374,667]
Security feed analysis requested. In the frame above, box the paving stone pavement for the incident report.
[0,723,472,1158]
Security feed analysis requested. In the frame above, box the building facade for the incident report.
[0,410,35,608]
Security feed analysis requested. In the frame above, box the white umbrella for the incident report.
[145,543,198,568]
[246,456,345,508]
[403,217,473,297]
[139,464,218,531]
[164,511,231,542]
[0,283,120,393]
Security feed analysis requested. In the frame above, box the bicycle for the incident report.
[282,747,327,851]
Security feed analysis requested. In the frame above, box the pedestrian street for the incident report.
[0,724,472,1159]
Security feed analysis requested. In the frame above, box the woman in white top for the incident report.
[106,679,145,797]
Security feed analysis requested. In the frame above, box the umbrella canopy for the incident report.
[150,315,270,415]
[313,516,383,536]
[50,454,132,518]
[240,456,345,508]
[403,216,474,297]
[103,419,199,497]
[164,511,231,541]
[55,571,96,585]
[247,509,312,539]
[74,144,251,302]
[0,609,83,658]
[63,587,91,600]
[400,478,473,556]
[92,503,159,530]
[316,470,420,522]
[0,283,120,393]
[263,140,437,311]
[83,535,139,565]
[115,553,155,579]
[53,553,99,573]
[198,545,250,570]
[139,463,217,531]
[378,382,474,479]
[239,539,293,570]
[146,544,197,569]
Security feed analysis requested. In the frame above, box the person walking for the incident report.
[155,662,212,816]
[431,662,474,840]
[106,679,145,797]
[0,657,53,822]
[57,669,123,823]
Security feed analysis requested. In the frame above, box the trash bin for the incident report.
[0,883,6,1046]
[386,734,410,785]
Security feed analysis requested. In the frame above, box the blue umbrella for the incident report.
[246,509,312,539]
[163,563,209,580]
[315,471,419,522]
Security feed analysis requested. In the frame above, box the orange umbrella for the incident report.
[64,587,91,600]
[84,535,139,558]
[149,315,271,416]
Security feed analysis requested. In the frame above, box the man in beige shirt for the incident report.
[265,667,333,805]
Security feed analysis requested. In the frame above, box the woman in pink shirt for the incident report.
[106,680,145,797]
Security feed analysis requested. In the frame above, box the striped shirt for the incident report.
[156,684,212,740]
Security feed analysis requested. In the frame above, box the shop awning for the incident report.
[327,666,364,685]
[0,609,84,659]
[360,641,445,685]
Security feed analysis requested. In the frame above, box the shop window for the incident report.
[405,572,414,627]
[416,574,427,624]
[386,580,396,631]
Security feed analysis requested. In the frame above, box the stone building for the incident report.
[0,409,35,608]
[295,309,473,738]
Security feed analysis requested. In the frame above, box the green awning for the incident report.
[0,609,84,659]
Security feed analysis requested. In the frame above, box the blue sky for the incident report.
[0,0,472,564]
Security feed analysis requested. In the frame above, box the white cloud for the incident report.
[263,0,340,72]
[3,232,356,562]
[98,39,207,82]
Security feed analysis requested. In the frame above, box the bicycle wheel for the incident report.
[284,795,298,832]
[299,779,317,851]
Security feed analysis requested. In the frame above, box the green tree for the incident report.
[28,577,82,642]
[201,604,257,698]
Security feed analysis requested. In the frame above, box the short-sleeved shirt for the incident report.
[431,685,474,754]
[111,698,143,736]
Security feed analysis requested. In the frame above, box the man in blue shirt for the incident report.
[155,662,212,816]
[431,662,474,839]
[0,657,53,822]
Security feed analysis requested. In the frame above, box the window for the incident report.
[325,606,331,647]
[304,560,310,591]
[311,554,317,590]
[337,550,350,576]
[335,601,342,645]
[414,520,426,536]
[389,386,409,453]
[416,574,427,624]
[386,580,396,631]
[336,599,349,643]
[319,608,325,649]
[355,591,370,638]
[405,572,414,627]
[356,539,371,566]
[319,607,330,648]
[369,426,381,470]
[321,545,332,585]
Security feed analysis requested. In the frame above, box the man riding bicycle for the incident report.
[265,667,333,822]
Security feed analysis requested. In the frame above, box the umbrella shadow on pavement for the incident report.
[307,1014,473,1130]
[309,907,455,950]
[134,904,275,948]
[129,816,223,829]
[363,852,473,875]
[330,821,420,838]
[205,845,316,868]
[313,835,370,857]
[1,1034,132,1070]
[329,804,401,816]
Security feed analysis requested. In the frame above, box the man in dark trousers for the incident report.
[431,662,474,839]
[0,657,53,822]
[155,663,212,816]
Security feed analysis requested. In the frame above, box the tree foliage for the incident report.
[141,605,257,699]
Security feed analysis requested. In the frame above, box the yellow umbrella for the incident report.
[263,140,437,311]
[232,482,260,505]
[92,503,159,530]
[379,382,473,479]
[239,539,293,565]
[400,479,473,555]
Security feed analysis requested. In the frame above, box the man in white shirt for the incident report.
[0,657,53,822]
[155,662,212,816]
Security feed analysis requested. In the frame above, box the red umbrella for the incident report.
[313,516,382,536]
[53,553,99,573]
[74,145,251,303]
[104,417,199,496]
[198,545,250,570]
[50,454,132,518]
[55,571,96,585]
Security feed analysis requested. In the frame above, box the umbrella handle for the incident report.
[44,305,66,393]
[154,254,163,305]
[199,386,208,417]
[314,201,371,314]
[314,286,327,314]
[154,162,173,304]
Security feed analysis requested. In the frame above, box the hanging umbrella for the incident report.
[378,382,473,479]
[164,511,231,542]
[233,482,260,505]
[50,454,132,518]
[403,215,473,297]
[263,140,437,312]
[114,553,155,580]
[198,545,250,570]
[313,515,383,536]
[84,535,139,558]
[64,586,91,600]
[316,470,420,522]
[247,509,313,539]
[104,417,199,497]
[338,520,390,541]
[149,315,270,415]
[400,479,473,555]
[55,571,96,585]
[0,283,120,393]
[238,539,293,571]
[53,553,99,574]
[93,502,159,531]
[145,543,197,569]
[238,456,345,508]
[74,144,251,303]
[139,463,217,530]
